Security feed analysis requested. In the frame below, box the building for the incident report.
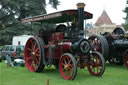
[93,10,117,34]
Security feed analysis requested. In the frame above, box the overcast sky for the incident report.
[47,0,127,25]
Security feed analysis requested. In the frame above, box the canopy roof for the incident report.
[21,10,93,23]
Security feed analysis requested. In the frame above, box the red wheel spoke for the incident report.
[27,47,32,52]
[33,42,37,51]
[66,57,70,61]
[27,57,32,61]
[59,53,77,80]
[96,63,102,66]
[31,41,35,49]
[64,59,67,64]
[96,56,98,63]
[88,36,106,76]
[35,57,39,64]
[35,54,40,57]
[68,59,72,64]
[69,67,73,71]
[25,37,45,72]
[35,48,39,53]
[70,68,74,76]
[62,62,65,66]
[96,56,100,65]
[87,52,105,76]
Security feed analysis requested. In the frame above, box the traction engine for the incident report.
[88,27,128,69]
[22,3,105,80]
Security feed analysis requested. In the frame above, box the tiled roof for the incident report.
[95,10,113,25]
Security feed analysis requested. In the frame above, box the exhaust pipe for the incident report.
[77,3,85,31]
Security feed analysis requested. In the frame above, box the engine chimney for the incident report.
[77,3,85,31]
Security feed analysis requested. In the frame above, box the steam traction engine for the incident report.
[22,3,105,80]
[88,27,128,69]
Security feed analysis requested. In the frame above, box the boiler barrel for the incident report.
[113,40,128,47]
[58,39,90,54]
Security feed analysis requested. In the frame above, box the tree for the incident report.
[0,0,59,19]
[0,0,59,45]
[123,0,128,30]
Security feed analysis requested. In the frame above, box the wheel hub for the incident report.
[64,64,71,70]
[31,52,35,60]
[32,52,35,55]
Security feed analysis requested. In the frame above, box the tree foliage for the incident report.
[0,0,59,45]
[123,0,128,30]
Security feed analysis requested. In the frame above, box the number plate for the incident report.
[20,53,24,55]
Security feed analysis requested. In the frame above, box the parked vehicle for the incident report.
[22,3,105,80]
[0,47,4,62]
[0,48,2,62]
[0,45,24,61]
[12,35,32,45]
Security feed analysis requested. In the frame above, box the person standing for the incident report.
[5,54,14,67]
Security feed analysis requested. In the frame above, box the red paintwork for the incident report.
[89,37,102,53]
[46,47,63,59]
[62,10,92,18]
[124,50,128,69]
[45,32,72,59]
[59,54,74,80]
[23,3,105,80]
[124,55,128,69]
[21,10,93,23]
[46,32,64,59]
[61,42,72,52]
[87,53,104,76]
[25,37,40,72]
[48,32,64,42]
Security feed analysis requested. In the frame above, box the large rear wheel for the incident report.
[87,51,105,76]
[59,53,77,80]
[25,37,45,72]
[88,35,109,61]
[113,27,125,36]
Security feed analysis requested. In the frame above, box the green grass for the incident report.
[0,45,4,48]
[0,62,128,85]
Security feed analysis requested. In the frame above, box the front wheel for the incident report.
[59,53,77,80]
[87,51,105,76]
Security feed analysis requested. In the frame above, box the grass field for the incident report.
[0,61,128,85]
